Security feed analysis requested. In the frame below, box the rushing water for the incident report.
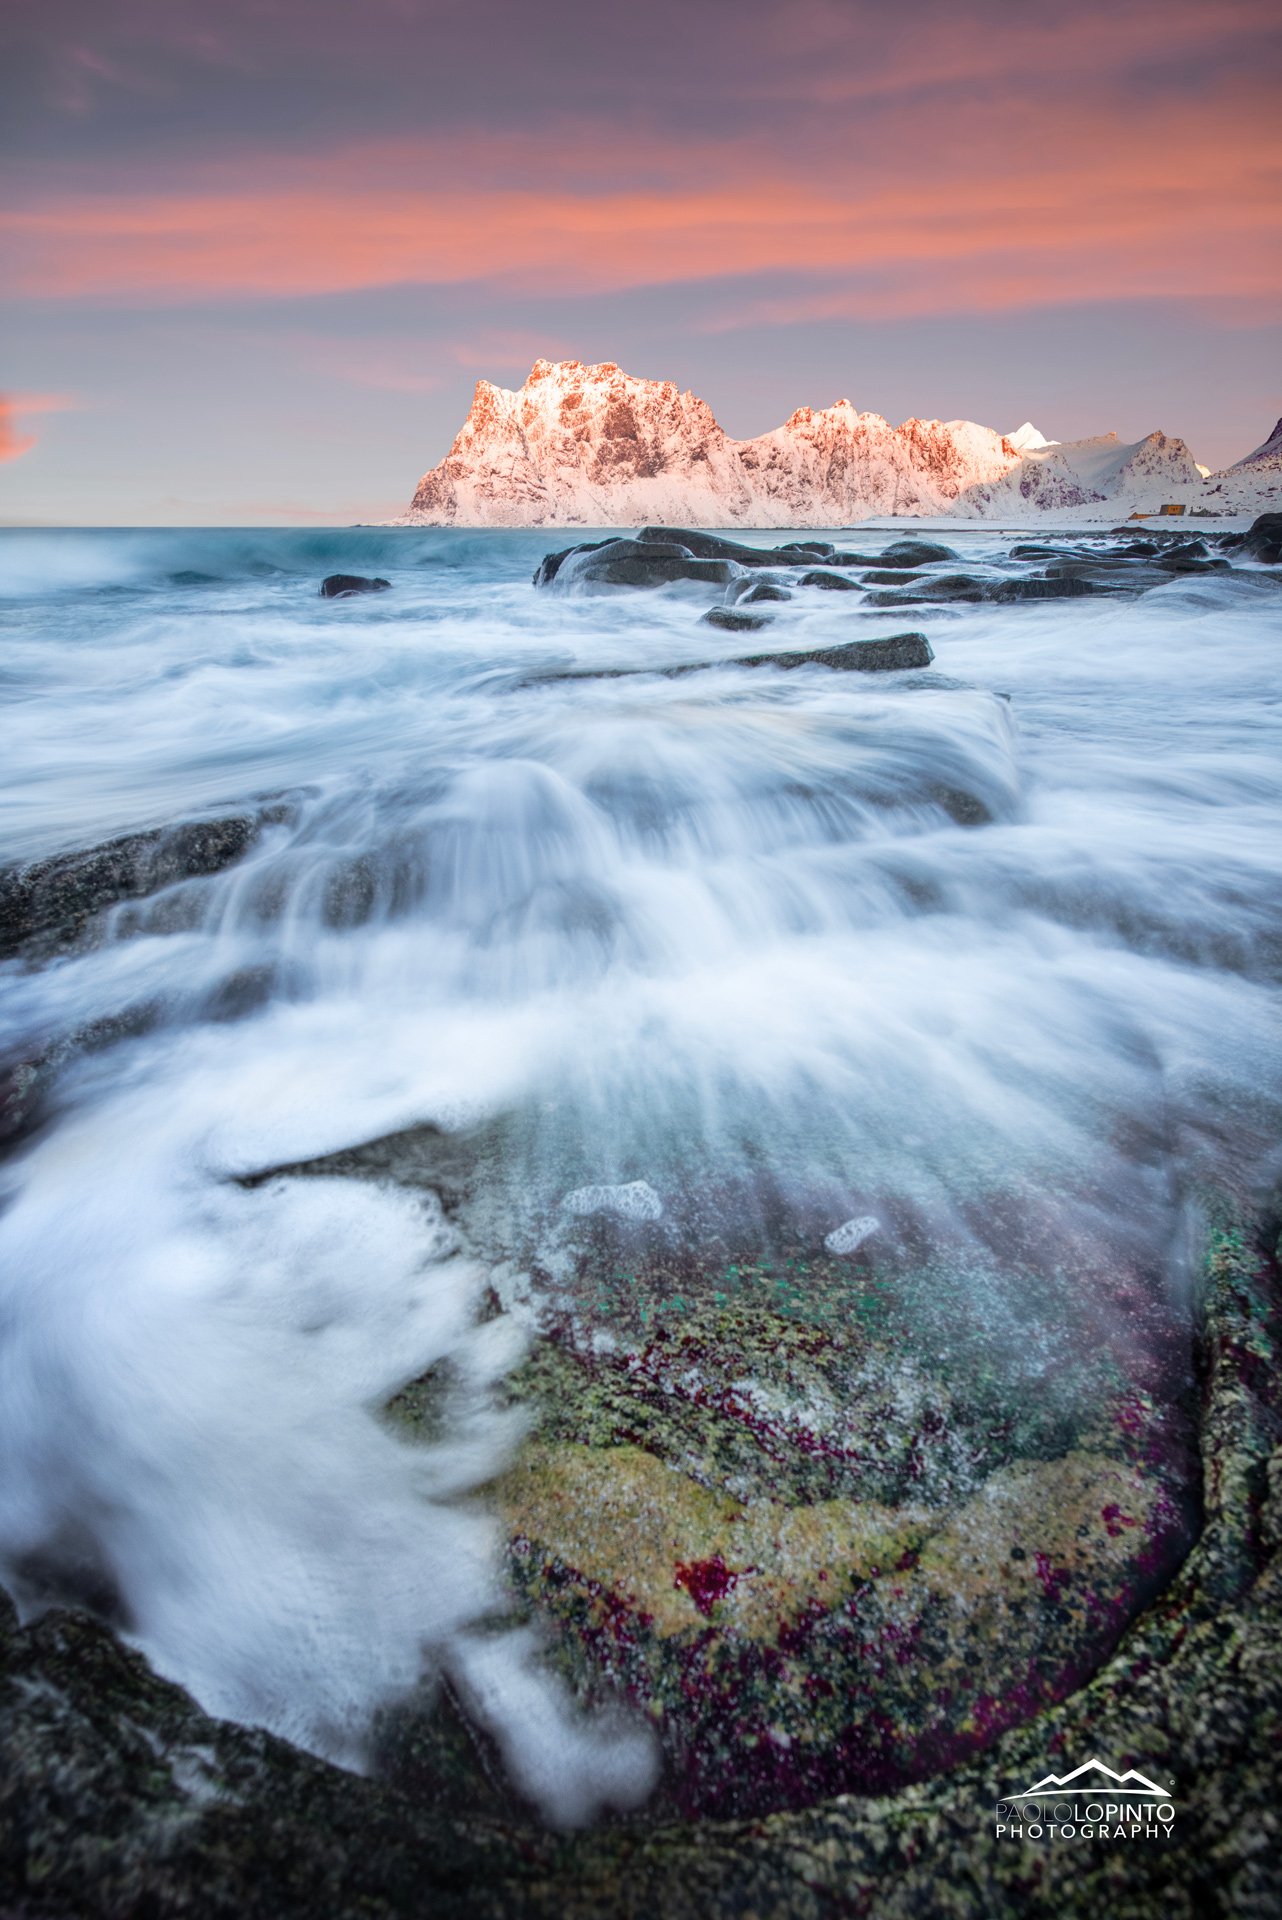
[0,525,1279,1818]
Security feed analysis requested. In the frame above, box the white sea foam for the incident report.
[0,526,1279,1817]
[562,1181,663,1220]
[825,1215,880,1255]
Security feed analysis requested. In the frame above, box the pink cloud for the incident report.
[0,392,79,462]
[0,400,37,464]
[1,27,1276,320]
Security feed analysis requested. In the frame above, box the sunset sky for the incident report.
[2,0,1279,524]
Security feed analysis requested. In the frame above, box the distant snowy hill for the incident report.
[395,360,1277,526]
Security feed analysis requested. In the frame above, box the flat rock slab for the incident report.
[732,633,934,672]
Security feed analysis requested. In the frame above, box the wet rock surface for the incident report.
[535,538,743,589]
[1,1204,1277,1917]
[320,573,391,597]
[532,525,1263,615]
[0,814,268,963]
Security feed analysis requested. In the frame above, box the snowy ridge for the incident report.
[395,360,1280,526]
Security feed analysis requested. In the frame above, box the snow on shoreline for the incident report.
[390,360,1280,530]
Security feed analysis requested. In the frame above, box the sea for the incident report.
[0,524,1279,1820]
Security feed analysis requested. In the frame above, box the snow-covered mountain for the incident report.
[395,360,1270,526]
[963,428,1206,517]
[1225,417,1282,473]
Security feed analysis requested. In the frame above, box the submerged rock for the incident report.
[319,574,391,597]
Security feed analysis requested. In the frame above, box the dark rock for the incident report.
[861,569,923,585]
[573,540,695,566]
[0,1588,537,1920]
[585,556,739,589]
[798,570,861,591]
[319,574,391,598]
[864,575,987,606]
[734,632,934,672]
[739,583,792,604]
[532,540,613,587]
[535,539,741,590]
[874,540,958,567]
[869,575,1105,608]
[0,815,263,961]
[1144,538,1230,575]
[636,528,834,568]
[1010,545,1069,559]
[985,576,1104,600]
[1239,512,1282,564]
[702,607,773,632]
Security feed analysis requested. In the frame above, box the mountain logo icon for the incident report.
[1014,1759,1171,1799]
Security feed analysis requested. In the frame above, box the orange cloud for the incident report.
[2,85,1276,316]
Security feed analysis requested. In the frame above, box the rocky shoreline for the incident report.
[3,520,1280,1916]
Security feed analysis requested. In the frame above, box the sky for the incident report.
[1,0,1279,525]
